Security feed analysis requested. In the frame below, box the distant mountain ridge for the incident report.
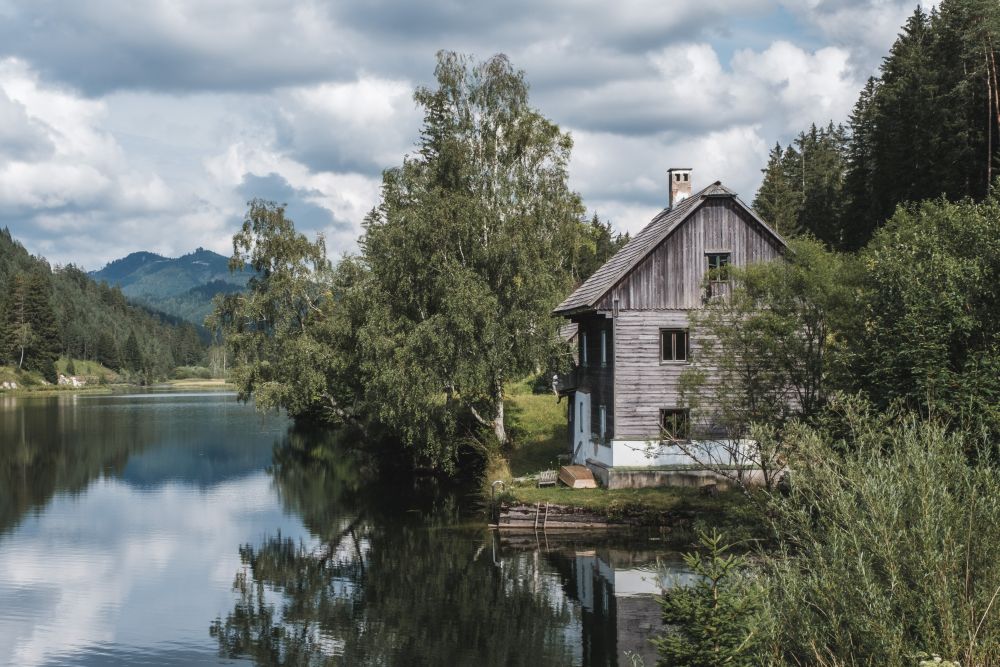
[90,248,248,325]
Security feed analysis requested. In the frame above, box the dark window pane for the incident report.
[676,332,687,361]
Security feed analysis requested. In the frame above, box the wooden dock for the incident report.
[489,502,626,531]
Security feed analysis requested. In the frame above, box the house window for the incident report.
[581,332,588,367]
[600,330,607,367]
[660,329,688,362]
[660,409,690,440]
[706,252,730,281]
[579,401,584,433]
[599,405,606,441]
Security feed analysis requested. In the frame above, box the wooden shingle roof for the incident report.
[553,181,786,315]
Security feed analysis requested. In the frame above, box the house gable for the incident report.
[553,182,786,316]
[596,197,785,311]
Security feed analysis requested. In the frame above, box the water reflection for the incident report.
[212,431,686,666]
[0,393,684,667]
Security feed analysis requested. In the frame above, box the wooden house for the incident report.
[553,169,787,487]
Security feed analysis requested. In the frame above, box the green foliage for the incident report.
[0,228,206,380]
[214,52,598,473]
[208,199,335,419]
[360,51,586,453]
[653,529,760,666]
[683,237,859,434]
[858,194,1000,437]
[756,399,1000,665]
[752,124,847,244]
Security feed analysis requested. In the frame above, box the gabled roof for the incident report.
[553,181,787,315]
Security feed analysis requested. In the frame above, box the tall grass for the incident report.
[756,403,1000,665]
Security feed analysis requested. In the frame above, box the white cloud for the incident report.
[279,76,421,174]
[0,1,913,266]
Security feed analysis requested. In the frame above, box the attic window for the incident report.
[706,252,730,282]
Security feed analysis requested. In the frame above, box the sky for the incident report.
[0,0,933,270]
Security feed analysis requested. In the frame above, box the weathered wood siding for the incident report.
[608,198,783,438]
[613,310,695,438]
[597,198,783,311]
[574,314,614,440]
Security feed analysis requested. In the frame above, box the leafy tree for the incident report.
[682,237,857,435]
[857,193,1000,437]
[208,199,334,419]
[360,51,585,454]
[653,529,760,666]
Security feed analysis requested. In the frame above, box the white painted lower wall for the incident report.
[610,438,752,468]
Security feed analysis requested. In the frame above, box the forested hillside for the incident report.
[755,1,1000,249]
[0,228,205,382]
[90,247,248,324]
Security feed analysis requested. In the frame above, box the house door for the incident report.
[574,390,590,465]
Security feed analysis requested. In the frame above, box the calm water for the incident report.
[0,391,685,666]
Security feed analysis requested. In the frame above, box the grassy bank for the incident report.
[162,378,235,390]
[498,376,754,530]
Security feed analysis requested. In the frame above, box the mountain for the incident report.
[90,248,248,325]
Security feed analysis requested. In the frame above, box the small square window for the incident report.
[706,253,731,282]
[660,409,690,440]
[660,329,688,362]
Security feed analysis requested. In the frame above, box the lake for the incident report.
[0,391,686,666]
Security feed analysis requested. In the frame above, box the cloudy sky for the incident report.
[0,0,932,269]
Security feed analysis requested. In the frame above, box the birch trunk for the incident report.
[493,381,507,445]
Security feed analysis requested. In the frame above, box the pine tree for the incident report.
[122,331,143,372]
[753,143,801,238]
[96,331,120,370]
[841,77,879,250]
[653,530,760,666]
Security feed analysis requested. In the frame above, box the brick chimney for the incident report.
[668,168,692,208]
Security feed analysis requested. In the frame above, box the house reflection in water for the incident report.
[496,533,695,666]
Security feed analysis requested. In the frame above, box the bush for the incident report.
[172,365,213,380]
[756,399,1000,665]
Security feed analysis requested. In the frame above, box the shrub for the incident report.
[172,365,213,380]
[756,399,1000,665]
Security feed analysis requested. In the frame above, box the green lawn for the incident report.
[57,357,117,380]
[505,377,568,477]
[500,375,761,533]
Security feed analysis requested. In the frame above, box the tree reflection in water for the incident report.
[211,429,579,666]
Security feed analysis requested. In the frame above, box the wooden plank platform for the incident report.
[558,465,598,489]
